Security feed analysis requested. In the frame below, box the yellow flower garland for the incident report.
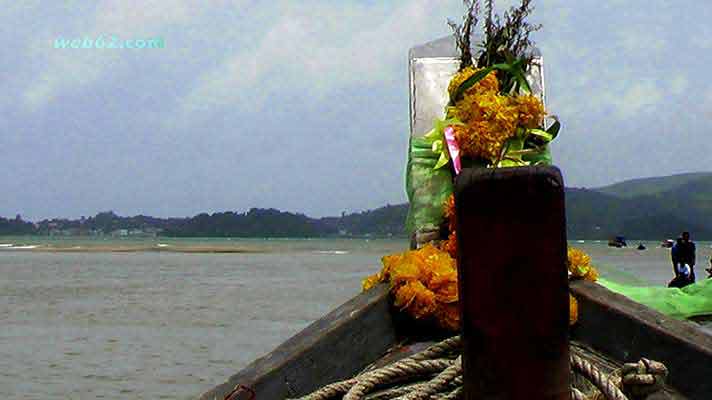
[363,243,598,330]
[447,67,547,163]
[363,243,459,331]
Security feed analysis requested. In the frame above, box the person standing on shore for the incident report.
[668,238,689,288]
[679,231,696,283]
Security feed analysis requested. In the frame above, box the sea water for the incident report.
[1,238,710,399]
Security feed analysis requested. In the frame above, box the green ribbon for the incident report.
[494,118,560,168]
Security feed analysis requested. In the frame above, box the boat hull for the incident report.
[197,281,712,399]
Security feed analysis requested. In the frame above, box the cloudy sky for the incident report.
[2,1,711,221]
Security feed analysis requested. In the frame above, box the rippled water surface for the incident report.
[1,238,711,399]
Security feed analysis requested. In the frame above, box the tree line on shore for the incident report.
[0,206,409,238]
[3,173,712,239]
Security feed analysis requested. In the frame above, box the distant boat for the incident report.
[608,236,627,248]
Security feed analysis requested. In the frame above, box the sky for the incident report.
[2,0,711,221]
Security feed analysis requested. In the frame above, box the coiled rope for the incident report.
[284,336,667,400]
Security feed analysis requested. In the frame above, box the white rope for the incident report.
[289,336,668,400]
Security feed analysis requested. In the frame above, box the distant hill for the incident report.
[326,171,712,239]
[563,188,635,239]
[595,172,712,199]
[321,204,409,236]
[4,172,712,239]
[564,188,712,239]
[164,206,410,238]
[567,173,712,239]
[164,209,335,238]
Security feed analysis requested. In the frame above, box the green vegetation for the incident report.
[322,204,408,237]
[568,174,712,239]
[0,215,35,235]
[595,173,712,199]
[164,209,332,238]
[2,207,409,238]
[3,173,712,239]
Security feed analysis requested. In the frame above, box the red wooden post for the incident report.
[455,166,570,400]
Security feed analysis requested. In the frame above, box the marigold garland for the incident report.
[448,70,547,162]
[440,194,458,258]
[362,243,459,331]
[363,243,598,330]
[447,66,500,99]
[568,247,599,282]
[514,94,546,129]
[443,193,456,232]
[441,232,458,259]
[567,246,599,325]
[394,281,438,319]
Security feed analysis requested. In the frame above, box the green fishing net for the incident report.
[598,277,712,320]
[405,137,453,235]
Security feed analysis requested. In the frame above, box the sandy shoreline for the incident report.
[0,244,263,253]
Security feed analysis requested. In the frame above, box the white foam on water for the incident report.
[157,244,170,247]
[0,244,13,247]
[315,250,349,255]
[11,245,38,249]
[577,240,585,243]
